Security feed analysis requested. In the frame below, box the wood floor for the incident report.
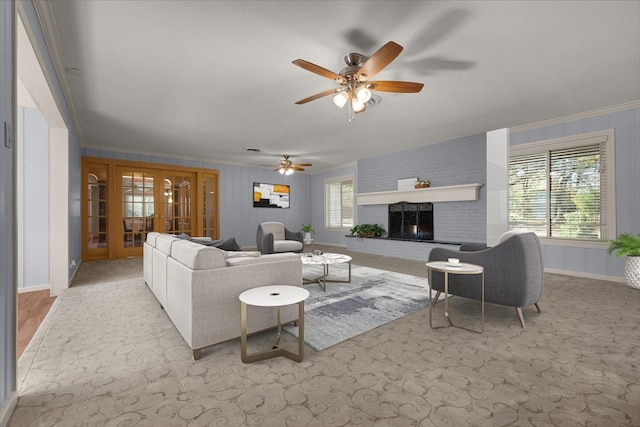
[17,290,56,358]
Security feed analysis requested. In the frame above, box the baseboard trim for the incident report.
[312,242,347,249]
[545,268,624,283]
[17,284,50,294]
[0,391,18,427]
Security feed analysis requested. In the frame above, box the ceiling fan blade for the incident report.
[292,59,345,82]
[295,88,340,105]
[292,166,306,171]
[368,80,424,93]
[356,41,403,80]
[293,163,312,167]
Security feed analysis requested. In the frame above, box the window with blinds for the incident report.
[325,175,354,230]
[509,130,614,242]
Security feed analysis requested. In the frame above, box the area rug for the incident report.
[285,264,432,351]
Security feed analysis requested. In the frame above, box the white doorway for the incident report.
[17,11,69,297]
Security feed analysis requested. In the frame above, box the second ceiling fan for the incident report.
[292,41,424,121]
[274,155,311,175]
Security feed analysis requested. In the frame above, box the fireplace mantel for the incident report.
[355,183,483,205]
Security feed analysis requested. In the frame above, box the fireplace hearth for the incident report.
[388,202,433,241]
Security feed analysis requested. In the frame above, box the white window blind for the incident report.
[325,176,354,229]
[509,136,610,241]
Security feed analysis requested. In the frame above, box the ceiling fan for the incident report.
[292,41,424,122]
[271,155,312,175]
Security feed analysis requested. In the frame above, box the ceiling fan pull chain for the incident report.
[348,95,355,124]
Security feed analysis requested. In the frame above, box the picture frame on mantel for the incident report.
[397,177,418,191]
[253,182,290,208]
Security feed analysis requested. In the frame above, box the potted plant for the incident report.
[607,232,640,289]
[350,224,386,238]
[415,179,430,189]
[300,224,315,243]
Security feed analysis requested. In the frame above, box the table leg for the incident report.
[241,301,305,363]
[429,268,446,330]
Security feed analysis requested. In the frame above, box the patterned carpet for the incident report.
[11,257,640,426]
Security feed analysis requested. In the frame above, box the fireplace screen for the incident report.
[388,202,433,240]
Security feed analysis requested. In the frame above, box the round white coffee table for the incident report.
[425,261,484,334]
[239,285,309,363]
[301,252,352,291]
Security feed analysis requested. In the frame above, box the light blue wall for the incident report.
[19,0,83,280]
[0,0,15,420]
[83,148,312,249]
[17,106,50,289]
[510,107,640,278]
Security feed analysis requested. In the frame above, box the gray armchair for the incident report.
[428,231,544,328]
[256,222,304,254]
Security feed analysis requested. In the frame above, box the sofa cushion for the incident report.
[156,234,181,255]
[226,252,299,266]
[171,240,227,270]
[221,250,261,259]
[146,232,162,247]
[177,234,242,251]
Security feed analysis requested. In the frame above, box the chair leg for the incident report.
[516,307,526,328]
[534,303,541,313]
[193,349,201,360]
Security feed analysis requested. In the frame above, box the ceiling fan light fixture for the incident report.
[278,168,286,175]
[333,91,348,108]
[285,168,294,175]
[355,86,372,103]
[351,97,365,113]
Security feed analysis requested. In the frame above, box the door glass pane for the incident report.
[122,170,154,248]
[202,174,217,238]
[87,165,108,250]
[164,174,192,236]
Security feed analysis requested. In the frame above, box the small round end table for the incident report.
[425,261,484,334]
[239,285,309,363]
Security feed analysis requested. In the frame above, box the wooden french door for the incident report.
[116,167,195,258]
[82,157,219,261]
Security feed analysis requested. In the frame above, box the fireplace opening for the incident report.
[388,202,433,241]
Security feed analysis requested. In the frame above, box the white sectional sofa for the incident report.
[143,232,303,360]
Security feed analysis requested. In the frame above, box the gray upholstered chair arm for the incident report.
[459,243,488,252]
[260,233,275,254]
[285,228,303,244]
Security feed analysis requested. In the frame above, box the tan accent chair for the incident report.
[256,222,304,254]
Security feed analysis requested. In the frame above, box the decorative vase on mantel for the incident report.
[415,179,430,189]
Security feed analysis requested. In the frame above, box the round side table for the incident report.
[239,285,309,363]
[425,261,484,334]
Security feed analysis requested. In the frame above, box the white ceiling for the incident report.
[40,0,639,173]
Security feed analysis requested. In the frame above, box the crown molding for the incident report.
[30,0,84,142]
[509,100,640,133]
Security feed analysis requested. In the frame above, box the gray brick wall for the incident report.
[356,133,487,251]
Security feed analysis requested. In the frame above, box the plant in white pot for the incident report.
[607,233,640,289]
[300,224,315,244]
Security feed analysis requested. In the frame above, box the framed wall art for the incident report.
[253,182,290,208]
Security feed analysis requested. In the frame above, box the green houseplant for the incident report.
[300,224,315,234]
[350,224,386,238]
[301,224,315,244]
[608,233,640,289]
